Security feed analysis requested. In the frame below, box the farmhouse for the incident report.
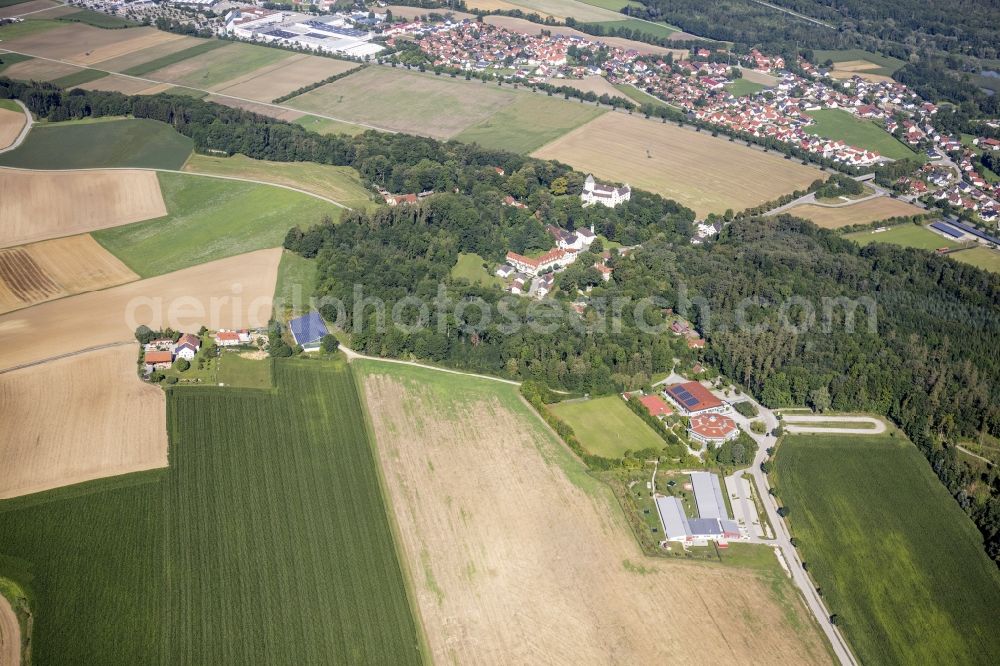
[214,329,251,347]
[687,414,739,449]
[581,175,631,208]
[289,311,329,351]
[144,350,173,373]
[664,381,726,415]
[174,333,201,361]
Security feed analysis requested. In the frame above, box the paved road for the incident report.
[781,414,887,435]
[0,99,32,154]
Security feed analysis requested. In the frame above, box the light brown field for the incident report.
[542,74,622,98]
[0,248,281,371]
[0,24,180,66]
[213,55,357,102]
[360,365,832,665]
[484,15,672,55]
[383,4,475,20]
[1,57,82,81]
[0,346,168,500]
[76,73,169,95]
[0,0,57,18]
[0,594,17,666]
[786,197,926,228]
[89,34,204,72]
[464,0,524,11]
[0,168,167,248]
[741,67,779,86]
[829,70,894,83]
[0,108,24,151]
[0,235,138,314]
[533,112,822,217]
[203,95,304,122]
[832,59,880,72]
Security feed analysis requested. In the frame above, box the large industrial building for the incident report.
[664,381,726,415]
[654,472,742,545]
[224,8,385,58]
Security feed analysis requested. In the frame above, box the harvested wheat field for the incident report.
[0,168,166,247]
[542,74,621,98]
[0,57,82,82]
[787,197,925,228]
[0,248,280,371]
[0,107,24,151]
[358,361,832,665]
[77,73,172,95]
[0,594,17,666]
[89,34,204,72]
[829,70,894,83]
[213,55,357,102]
[533,112,822,217]
[0,346,168,499]
[0,0,57,18]
[0,24,178,66]
[0,235,138,314]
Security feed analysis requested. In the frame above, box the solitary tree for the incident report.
[321,334,339,353]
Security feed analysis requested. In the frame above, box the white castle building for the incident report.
[581,174,631,208]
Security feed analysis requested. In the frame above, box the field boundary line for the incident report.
[0,340,132,374]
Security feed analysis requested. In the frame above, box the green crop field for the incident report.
[0,0,31,7]
[56,9,136,28]
[0,118,192,169]
[812,49,905,76]
[454,93,605,154]
[451,252,502,288]
[846,224,963,251]
[805,109,918,160]
[48,68,107,88]
[150,42,292,90]
[725,78,767,97]
[121,40,227,77]
[950,246,1000,274]
[613,83,672,110]
[0,360,422,665]
[774,433,1000,665]
[274,251,318,321]
[94,172,341,278]
[0,52,32,74]
[550,395,665,458]
[217,354,272,389]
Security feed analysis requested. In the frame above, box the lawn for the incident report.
[94,171,341,278]
[950,246,1000,274]
[217,353,272,389]
[0,118,192,169]
[48,67,106,88]
[120,39,227,77]
[183,153,375,210]
[550,395,665,458]
[725,78,767,97]
[454,93,605,153]
[274,250,318,321]
[805,109,918,160]
[0,359,423,664]
[451,252,502,288]
[773,433,1000,665]
[846,223,963,251]
[812,49,905,76]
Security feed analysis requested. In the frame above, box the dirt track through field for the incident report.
[0,248,281,371]
[0,168,167,247]
[0,594,17,666]
[0,109,25,152]
[361,369,832,665]
[0,345,168,499]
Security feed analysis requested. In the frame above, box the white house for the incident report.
[174,333,201,361]
[581,174,631,208]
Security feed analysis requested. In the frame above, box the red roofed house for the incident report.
[688,413,739,444]
[175,333,201,361]
[664,381,725,415]
[637,394,673,419]
[505,248,577,276]
[144,350,173,373]
[214,330,242,347]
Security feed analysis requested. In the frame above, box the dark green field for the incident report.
[49,68,107,89]
[774,434,1000,665]
[0,118,192,169]
[0,360,422,665]
[56,9,136,28]
[121,40,227,77]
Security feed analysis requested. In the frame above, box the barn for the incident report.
[289,312,329,351]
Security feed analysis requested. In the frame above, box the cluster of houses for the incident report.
[497,224,618,300]
[222,6,385,58]
[628,378,740,451]
[142,333,202,373]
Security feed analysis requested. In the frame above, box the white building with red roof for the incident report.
[688,413,739,445]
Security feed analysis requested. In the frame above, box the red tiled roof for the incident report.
[689,413,737,440]
[145,350,172,364]
[666,381,723,412]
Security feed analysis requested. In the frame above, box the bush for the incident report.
[321,334,339,353]
[175,358,190,372]
[750,420,766,434]
[733,400,759,418]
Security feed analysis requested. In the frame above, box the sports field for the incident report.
[550,395,664,457]
[94,172,341,278]
[774,434,1000,665]
[0,248,281,371]
[358,360,832,664]
[846,223,963,251]
[533,112,822,217]
[786,197,925,228]
[0,346,167,499]
[142,41,293,90]
[183,153,374,209]
[0,359,423,664]
[805,109,918,161]
[950,246,1000,274]
[0,168,167,247]
[0,235,138,313]
[0,118,193,169]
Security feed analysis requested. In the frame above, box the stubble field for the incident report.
[0,234,138,313]
[0,24,180,66]
[141,42,292,91]
[0,168,167,247]
[0,248,281,371]
[786,197,925,228]
[0,105,24,150]
[211,54,357,102]
[533,112,822,216]
[358,361,831,665]
[0,345,167,499]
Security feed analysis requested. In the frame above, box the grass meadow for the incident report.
[454,93,605,154]
[94,172,340,277]
[846,223,963,251]
[725,78,768,97]
[950,246,1000,274]
[805,109,918,160]
[274,251,318,321]
[0,118,192,169]
[451,252,502,288]
[549,395,664,458]
[774,433,1000,665]
[55,9,135,28]
[0,359,423,664]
